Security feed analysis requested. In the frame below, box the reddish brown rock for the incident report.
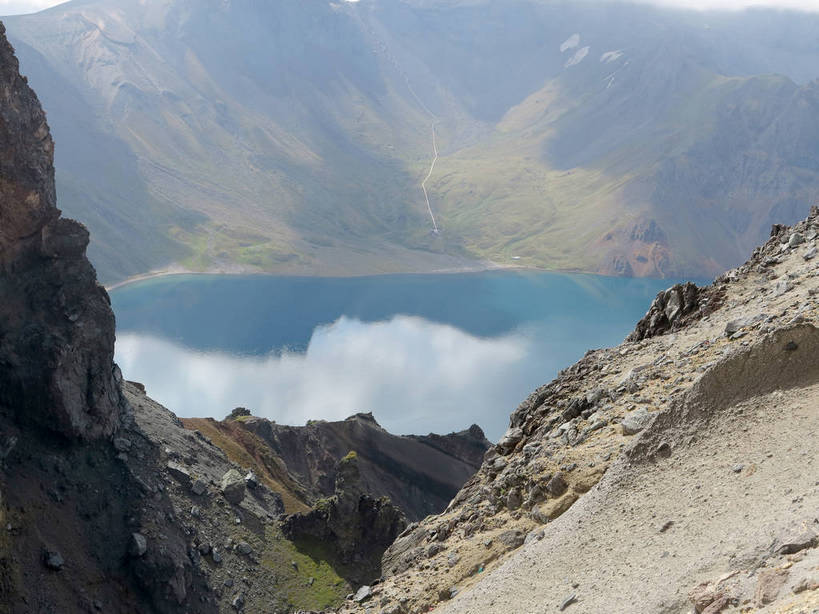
[754,568,789,606]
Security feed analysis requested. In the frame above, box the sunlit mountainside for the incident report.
[6,0,819,281]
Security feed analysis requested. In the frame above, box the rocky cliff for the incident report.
[342,210,819,613]
[0,22,123,440]
[282,451,407,586]
[183,412,490,523]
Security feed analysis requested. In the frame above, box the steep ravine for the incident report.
[0,27,486,614]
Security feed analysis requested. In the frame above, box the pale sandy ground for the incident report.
[438,327,819,613]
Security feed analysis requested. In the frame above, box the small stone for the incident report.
[236,541,252,555]
[658,520,674,533]
[724,320,743,336]
[774,280,793,296]
[755,568,789,605]
[789,232,804,247]
[559,593,577,610]
[212,549,222,564]
[793,576,819,594]
[621,408,651,435]
[244,471,258,489]
[804,247,817,261]
[774,528,818,554]
[129,532,147,557]
[497,529,525,550]
[447,553,460,567]
[353,585,372,603]
[497,427,524,454]
[43,549,64,570]
[546,473,568,496]
[449,586,459,599]
[231,593,245,610]
[732,464,744,474]
[506,488,522,510]
[166,461,192,487]
[191,478,208,496]
[198,542,211,555]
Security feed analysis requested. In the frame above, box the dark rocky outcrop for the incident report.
[628,282,725,342]
[0,23,124,439]
[219,412,491,522]
[282,452,407,586]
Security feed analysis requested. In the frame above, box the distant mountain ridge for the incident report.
[182,411,490,522]
[5,0,819,281]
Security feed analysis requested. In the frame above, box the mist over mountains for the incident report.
[5,0,819,281]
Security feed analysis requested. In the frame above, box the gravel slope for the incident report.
[438,325,819,613]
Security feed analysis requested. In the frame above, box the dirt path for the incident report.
[438,326,819,613]
[421,122,440,234]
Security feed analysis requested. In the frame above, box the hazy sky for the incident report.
[2,0,819,15]
[0,0,66,15]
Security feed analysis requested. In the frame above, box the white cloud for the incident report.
[115,315,546,441]
[0,0,67,16]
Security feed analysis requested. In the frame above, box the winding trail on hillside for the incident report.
[354,9,441,234]
[403,77,440,234]
[421,122,440,234]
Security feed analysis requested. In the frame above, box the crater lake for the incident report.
[110,271,684,441]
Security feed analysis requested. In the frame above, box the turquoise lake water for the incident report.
[110,271,683,440]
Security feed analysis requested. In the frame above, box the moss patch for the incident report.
[260,526,350,610]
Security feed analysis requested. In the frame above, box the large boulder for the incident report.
[220,469,246,505]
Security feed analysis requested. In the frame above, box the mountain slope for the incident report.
[6,0,819,281]
[341,208,819,613]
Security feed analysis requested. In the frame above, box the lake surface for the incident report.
[110,272,681,441]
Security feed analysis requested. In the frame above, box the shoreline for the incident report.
[103,260,699,293]
[103,260,533,292]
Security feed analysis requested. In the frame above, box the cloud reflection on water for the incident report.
[116,315,541,440]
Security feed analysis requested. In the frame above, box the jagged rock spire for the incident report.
[0,22,124,439]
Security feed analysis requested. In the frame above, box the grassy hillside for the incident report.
[5,0,819,280]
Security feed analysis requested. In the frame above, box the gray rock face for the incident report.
[788,232,804,247]
[497,427,524,454]
[220,469,246,504]
[0,23,124,440]
[628,282,721,341]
